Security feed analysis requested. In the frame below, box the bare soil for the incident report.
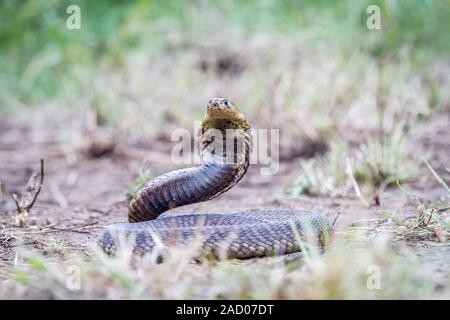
[0,110,449,273]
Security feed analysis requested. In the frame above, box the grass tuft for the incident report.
[287,125,412,203]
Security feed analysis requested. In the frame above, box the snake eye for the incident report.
[223,99,230,107]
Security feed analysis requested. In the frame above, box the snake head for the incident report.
[200,98,252,165]
[208,98,234,108]
[207,98,237,116]
[205,98,250,130]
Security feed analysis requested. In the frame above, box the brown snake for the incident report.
[98,98,331,259]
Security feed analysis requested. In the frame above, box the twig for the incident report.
[9,221,100,235]
[26,159,45,210]
[11,159,45,227]
[49,221,100,232]
[331,211,341,228]
[12,193,21,212]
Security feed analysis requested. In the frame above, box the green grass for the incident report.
[1,0,449,111]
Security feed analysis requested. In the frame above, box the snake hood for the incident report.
[199,98,251,167]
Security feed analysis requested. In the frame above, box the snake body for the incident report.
[98,98,331,258]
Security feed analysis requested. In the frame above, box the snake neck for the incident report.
[198,127,252,200]
[128,101,252,223]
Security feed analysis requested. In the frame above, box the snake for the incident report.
[98,98,331,259]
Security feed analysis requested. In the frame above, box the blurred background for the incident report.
[1,0,449,196]
[0,0,450,300]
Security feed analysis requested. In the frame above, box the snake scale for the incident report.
[98,98,331,259]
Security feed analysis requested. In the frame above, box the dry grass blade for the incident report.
[423,157,450,194]
[345,157,370,207]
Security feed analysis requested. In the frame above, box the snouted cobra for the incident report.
[98,98,331,259]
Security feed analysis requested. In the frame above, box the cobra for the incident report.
[98,98,331,259]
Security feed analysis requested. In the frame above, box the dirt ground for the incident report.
[0,109,449,283]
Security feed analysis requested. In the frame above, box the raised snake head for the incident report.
[204,98,250,129]
[200,98,252,167]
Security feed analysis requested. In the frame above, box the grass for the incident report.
[2,161,448,299]
[2,224,448,299]
[1,0,449,300]
[125,160,154,201]
[1,1,450,115]
[386,159,450,243]
[287,125,413,203]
